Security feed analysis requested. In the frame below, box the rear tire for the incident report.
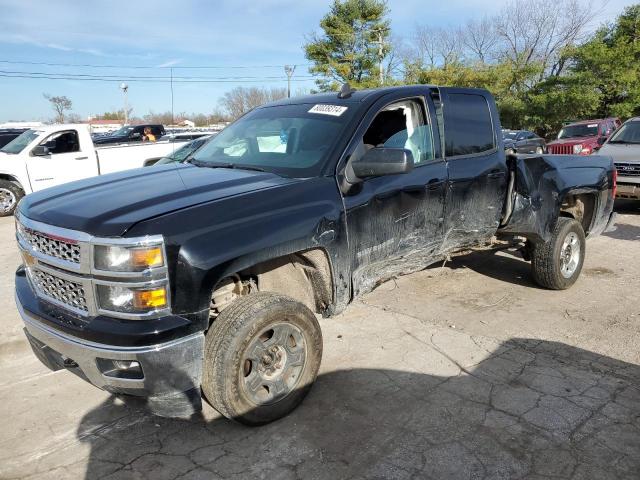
[0,180,23,217]
[531,217,585,290]
[202,292,322,426]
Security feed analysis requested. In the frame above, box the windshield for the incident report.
[0,129,41,154]
[190,103,354,177]
[558,123,599,139]
[156,138,208,165]
[608,122,640,144]
[503,131,518,140]
[110,126,134,137]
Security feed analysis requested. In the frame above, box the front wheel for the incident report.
[0,180,23,217]
[202,292,322,425]
[531,217,586,290]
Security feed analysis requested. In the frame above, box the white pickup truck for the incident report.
[0,124,187,216]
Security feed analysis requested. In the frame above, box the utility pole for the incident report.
[377,30,384,86]
[170,67,175,125]
[120,82,129,125]
[284,65,296,98]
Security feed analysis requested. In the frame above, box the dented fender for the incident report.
[499,154,615,243]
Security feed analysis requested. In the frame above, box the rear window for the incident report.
[444,93,495,157]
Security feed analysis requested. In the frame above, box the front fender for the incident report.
[0,167,31,194]
[125,176,349,318]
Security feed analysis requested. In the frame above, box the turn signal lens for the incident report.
[133,287,167,309]
[131,247,163,269]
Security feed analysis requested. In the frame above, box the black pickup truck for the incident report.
[14,85,616,424]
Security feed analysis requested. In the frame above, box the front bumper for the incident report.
[616,183,640,200]
[17,295,205,417]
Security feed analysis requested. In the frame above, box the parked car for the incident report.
[143,136,211,166]
[547,118,619,155]
[14,85,616,425]
[0,128,27,149]
[503,129,546,154]
[0,124,189,215]
[597,117,640,200]
[92,124,166,145]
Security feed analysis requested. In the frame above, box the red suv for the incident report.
[547,118,620,156]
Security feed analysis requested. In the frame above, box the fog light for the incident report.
[97,358,144,379]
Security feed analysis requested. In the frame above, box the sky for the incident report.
[0,0,635,122]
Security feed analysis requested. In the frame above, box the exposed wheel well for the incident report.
[559,193,596,234]
[210,248,334,318]
[0,174,23,191]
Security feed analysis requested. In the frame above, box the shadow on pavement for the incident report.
[434,248,541,289]
[78,338,640,479]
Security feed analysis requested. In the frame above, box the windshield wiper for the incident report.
[189,160,266,172]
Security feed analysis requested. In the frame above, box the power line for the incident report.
[0,59,314,70]
[0,73,314,84]
[0,69,315,81]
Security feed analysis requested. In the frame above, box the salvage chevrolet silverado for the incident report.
[14,85,617,425]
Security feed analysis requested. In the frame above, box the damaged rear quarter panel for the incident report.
[499,154,614,242]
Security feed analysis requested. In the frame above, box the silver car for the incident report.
[598,117,640,200]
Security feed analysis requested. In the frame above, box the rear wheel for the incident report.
[0,180,23,217]
[531,217,586,290]
[202,292,322,425]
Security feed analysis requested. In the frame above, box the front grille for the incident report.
[21,228,81,264]
[615,163,640,177]
[548,144,573,155]
[30,268,88,312]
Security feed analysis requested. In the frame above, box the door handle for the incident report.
[75,156,88,160]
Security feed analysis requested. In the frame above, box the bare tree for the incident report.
[412,26,463,68]
[495,0,593,76]
[460,16,500,63]
[220,87,288,120]
[43,94,72,123]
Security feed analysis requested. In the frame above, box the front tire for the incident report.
[531,217,586,290]
[0,180,23,217]
[202,292,322,425]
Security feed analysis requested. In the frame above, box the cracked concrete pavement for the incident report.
[1,200,639,480]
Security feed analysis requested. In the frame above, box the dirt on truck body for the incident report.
[14,84,616,424]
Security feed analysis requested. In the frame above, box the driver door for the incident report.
[342,91,448,296]
[26,130,98,191]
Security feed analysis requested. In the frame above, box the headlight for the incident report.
[94,244,165,272]
[97,284,168,314]
[573,144,583,154]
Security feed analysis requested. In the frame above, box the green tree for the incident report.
[304,0,391,91]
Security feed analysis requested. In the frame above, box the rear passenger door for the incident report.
[440,89,507,249]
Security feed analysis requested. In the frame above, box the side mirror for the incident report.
[31,145,50,156]
[352,147,414,178]
[597,137,607,146]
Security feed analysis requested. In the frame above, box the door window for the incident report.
[39,130,80,154]
[362,99,434,165]
[444,94,495,157]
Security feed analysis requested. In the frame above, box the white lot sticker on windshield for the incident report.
[588,124,598,127]
[308,104,348,116]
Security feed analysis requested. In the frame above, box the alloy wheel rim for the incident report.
[241,322,307,406]
[0,188,16,214]
[560,231,581,278]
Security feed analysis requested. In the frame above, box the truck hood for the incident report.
[18,164,299,236]
[597,143,640,163]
